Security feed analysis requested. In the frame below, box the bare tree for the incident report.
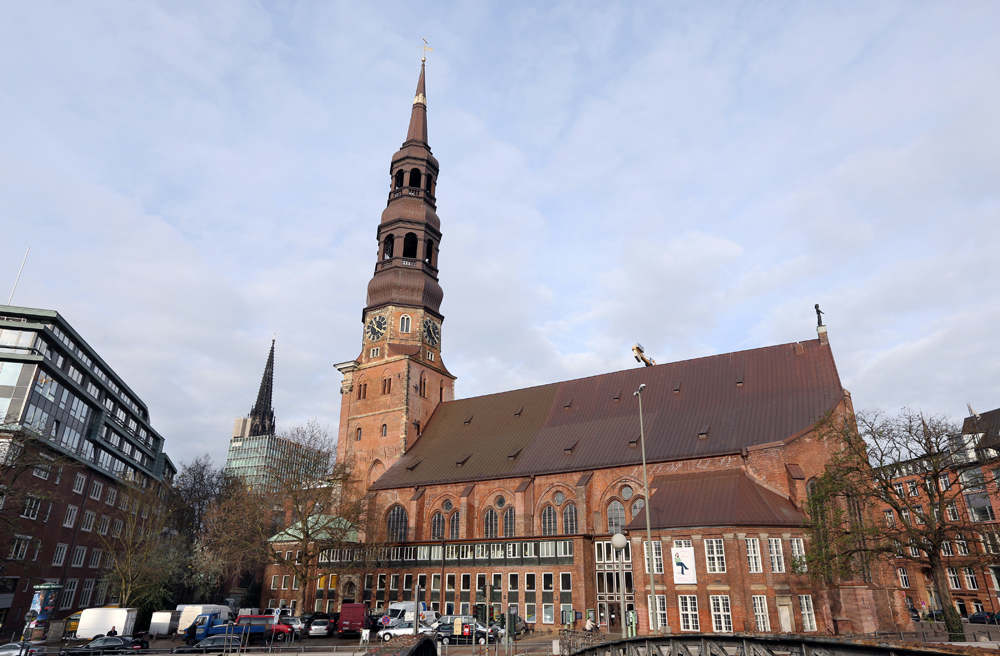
[0,428,70,571]
[808,407,994,640]
[95,480,183,609]
[203,419,374,614]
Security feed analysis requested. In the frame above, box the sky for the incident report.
[1,1,998,471]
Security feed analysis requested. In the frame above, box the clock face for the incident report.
[423,320,441,346]
[365,315,388,341]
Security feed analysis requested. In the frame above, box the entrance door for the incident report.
[778,605,793,632]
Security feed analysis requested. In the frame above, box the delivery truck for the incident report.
[149,610,181,636]
[76,607,138,640]
[176,605,233,635]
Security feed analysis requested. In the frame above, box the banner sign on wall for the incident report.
[671,547,697,584]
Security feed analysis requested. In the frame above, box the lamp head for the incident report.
[611,533,628,550]
[634,383,646,396]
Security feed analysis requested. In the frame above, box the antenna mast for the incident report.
[7,247,29,305]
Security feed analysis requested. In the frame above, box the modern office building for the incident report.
[0,304,176,637]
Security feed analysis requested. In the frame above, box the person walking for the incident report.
[107,627,118,636]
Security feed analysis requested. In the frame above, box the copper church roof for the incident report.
[371,337,844,490]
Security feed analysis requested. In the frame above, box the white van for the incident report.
[76,607,138,640]
[386,602,439,626]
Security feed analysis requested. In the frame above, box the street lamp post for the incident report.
[634,383,661,633]
[611,533,628,640]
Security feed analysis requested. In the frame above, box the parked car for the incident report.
[968,611,999,625]
[59,636,148,656]
[299,612,329,627]
[434,623,491,646]
[378,621,435,642]
[170,636,246,654]
[280,617,306,638]
[307,620,333,638]
[337,604,369,637]
[0,642,42,656]
[489,616,526,638]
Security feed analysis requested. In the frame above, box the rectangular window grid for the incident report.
[752,596,770,632]
[710,595,732,632]
[679,595,699,631]
[745,538,762,573]
[705,539,726,573]
[768,538,785,573]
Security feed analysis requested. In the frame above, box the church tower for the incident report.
[336,59,456,489]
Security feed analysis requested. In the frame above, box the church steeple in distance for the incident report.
[247,339,276,437]
[364,59,443,320]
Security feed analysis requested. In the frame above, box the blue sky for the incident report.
[1,1,998,469]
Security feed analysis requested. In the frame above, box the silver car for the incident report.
[377,621,435,641]
[307,620,332,638]
[280,617,306,637]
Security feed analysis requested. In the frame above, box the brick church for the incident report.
[322,60,910,636]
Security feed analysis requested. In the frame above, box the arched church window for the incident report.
[382,377,392,395]
[431,512,445,540]
[419,373,427,398]
[409,168,422,188]
[425,174,433,192]
[631,498,645,520]
[483,508,498,538]
[403,233,418,258]
[400,315,411,333]
[563,503,578,535]
[503,507,515,537]
[541,506,557,536]
[395,170,405,188]
[383,234,394,259]
[449,511,461,539]
[607,501,626,534]
[355,427,361,442]
[439,382,444,402]
[424,239,434,266]
[387,506,408,542]
[381,423,387,437]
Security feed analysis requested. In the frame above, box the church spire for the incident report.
[247,339,276,437]
[406,60,428,145]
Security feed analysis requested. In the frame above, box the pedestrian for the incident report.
[107,627,118,636]
[584,618,595,633]
[185,623,197,646]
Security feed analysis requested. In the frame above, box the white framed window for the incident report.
[80,511,95,533]
[790,538,806,572]
[281,575,289,590]
[710,595,732,632]
[539,541,555,557]
[52,543,68,567]
[90,481,103,501]
[647,595,666,631]
[900,507,911,523]
[292,576,299,590]
[72,473,87,494]
[88,549,103,569]
[369,347,380,358]
[525,603,536,624]
[964,567,979,590]
[60,580,78,610]
[98,515,110,535]
[560,572,572,591]
[79,579,95,608]
[112,519,123,537]
[705,538,726,573]
[956,535,970,556]
[799,595,816,632]
[270,575,279,590]
[70,546,86,567]
[105,487,117,506]
[399,315,411,333]
[768,538,785,573]
[942,541,954,557]
[946,502,960,521]
[542,603,554,624]
[21,497,41,520]
[745,538,762,573]
[643,540,664,574]
[674,539,692,548]
[427,351,435,361]
[8,535,30,560]
[898,567,909,588]
[883,509,894,526]
[678,595,699,631]
[947,567,961,589]
[509,572,519,591]
[752,596,770,631]
[63,505,79,528]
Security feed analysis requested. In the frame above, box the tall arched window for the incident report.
[425,174,433,192]
[419,373,427,398]
[503,507,515,537]
[394,170,405,189]
[563,503,578,535]
[483,508,498,538]
[541,506,557,536]
[449,511,461,539]
[355,427,361,442]
[431,512,445,540]
[381,377,392,395]
[409,168,422,188]
[607,500,626,534]
[439,382,444,402]
[403,232,418,258]
[424,239,434,266]
[387,506,408,542]
[399,315,411,333]
[381,424,387,437]
[383,234,394,259]
[631,498,645,520]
